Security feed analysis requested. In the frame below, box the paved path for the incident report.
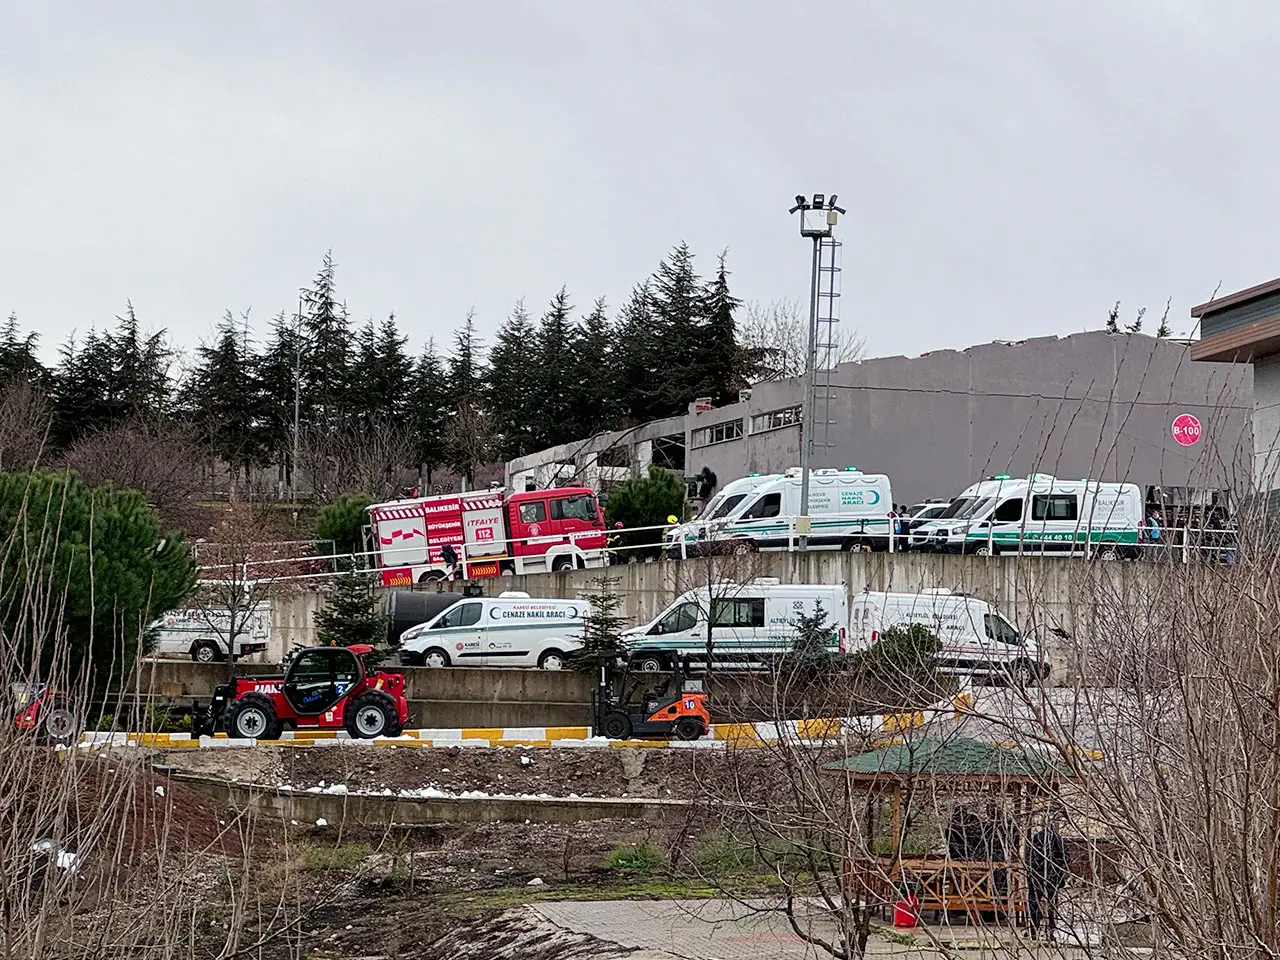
[532,899,1097,959]
[533,899,908,959]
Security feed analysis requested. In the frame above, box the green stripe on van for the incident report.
[963,530,1139,544]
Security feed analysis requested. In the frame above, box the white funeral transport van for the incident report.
[665,467,895,555]
[622,581,1043,682]
[909,474,1142,558]
[149,604,272,663]
[622,580,850,672]
[398,592,588,670]
[849,589,1046,684]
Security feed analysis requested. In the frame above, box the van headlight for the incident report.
[401,625,424,642]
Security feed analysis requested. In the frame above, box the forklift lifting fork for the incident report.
[592,653,711,741]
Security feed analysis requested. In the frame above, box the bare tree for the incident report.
[62,416,206,528]
[191,503,309,679]
[740,299,866,382]
[0,381,53,472]
[445,400,496,491]
[297,415,416,503]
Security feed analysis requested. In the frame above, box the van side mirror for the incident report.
[652,624,665,635]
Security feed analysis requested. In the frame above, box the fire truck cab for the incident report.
[368,486,608,586]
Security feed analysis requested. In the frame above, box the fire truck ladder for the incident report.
[813,237,842,455]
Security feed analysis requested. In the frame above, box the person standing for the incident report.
[439,543,460,581]
[1026,817,1068,940]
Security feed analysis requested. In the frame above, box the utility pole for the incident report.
[291,295,303,507]
[789,193,844,551]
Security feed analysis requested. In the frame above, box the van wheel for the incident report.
[633,654,666,673]
[729,540,756,556]
[973,543,998,557]
[421,648,451,668]
[840,538,858,552]
[1095,543,1119,561]
[191,641,222,663]
[538,649,566,671]
[1006,659,1038,689]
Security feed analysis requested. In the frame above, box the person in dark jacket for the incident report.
[1026,818,1068,940]
[439,543,460,581]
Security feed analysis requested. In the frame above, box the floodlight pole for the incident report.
[789,193,844,552]
[798,236,821,551]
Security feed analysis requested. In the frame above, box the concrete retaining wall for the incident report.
[170,771,687,824]
[138,553,1153,727]
[249,552,1152,667]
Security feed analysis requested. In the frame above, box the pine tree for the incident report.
[0,314,49,389]
[487,300,539,460]
[649,243,706,414]
[191,311,262,482]
[349,314,412,425]
[570,297,615,437]
[408,339,449,485]
[314,569,386,650]
[699,252,743,407]
[1105,302,1120,334]
[443,309,493,487]
[573,575,628,671]
[447,308,486,407]
[299,251,351,428]
[52,329,119,445]
[256,312,303,474]
[613,282,663,423]
[533,287,576,449]
[108,301,173,421]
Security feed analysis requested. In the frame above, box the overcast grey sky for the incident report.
[2,2,1276,364]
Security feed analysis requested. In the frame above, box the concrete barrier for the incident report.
[168,770,689,824]
[135,553,1141,726]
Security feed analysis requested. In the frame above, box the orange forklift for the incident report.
[593,654,710,741]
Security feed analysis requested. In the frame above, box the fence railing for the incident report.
[192,518,1239,585]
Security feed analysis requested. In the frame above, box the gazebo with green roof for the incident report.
[823,736,1068,921]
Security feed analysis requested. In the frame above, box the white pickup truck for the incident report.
[148,605,273,663]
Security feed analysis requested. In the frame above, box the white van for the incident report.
[849,589,1046,684]
[666,467,895,554]
[621,580,849,672]
[149,605,272,663]
[910,475,1143,558]
[666,473,773,556]
[398,591,588,670]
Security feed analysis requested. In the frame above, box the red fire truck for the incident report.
[367,487,609,586]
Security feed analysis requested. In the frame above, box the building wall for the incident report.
[1252,356,1280,490]
[508,332,1254,506]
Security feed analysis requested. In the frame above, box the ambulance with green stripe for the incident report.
[666,467,895,554]
[912,474,1143,558]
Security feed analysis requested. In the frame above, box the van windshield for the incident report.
[938,497,974,520]
[953,497,995,521]
[707,493,748,520]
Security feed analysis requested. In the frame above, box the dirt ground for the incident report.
[164,744,738,799]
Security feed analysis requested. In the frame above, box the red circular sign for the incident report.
[1172,414,1202,446]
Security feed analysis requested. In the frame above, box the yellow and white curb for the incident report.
[82,691,978,751]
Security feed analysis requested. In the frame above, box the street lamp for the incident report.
[789,193,845,551]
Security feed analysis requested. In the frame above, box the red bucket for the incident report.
[893,893,919,928]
